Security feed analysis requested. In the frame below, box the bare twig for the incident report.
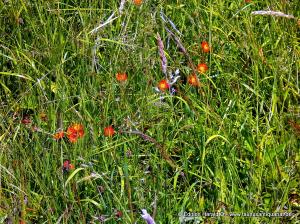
[90,0,129,35]
[160,11,182,36]
[89,13,118,34]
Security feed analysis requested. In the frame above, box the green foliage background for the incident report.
[0,0,299,223]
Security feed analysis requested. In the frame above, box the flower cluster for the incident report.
[187,40,210,87]
[51,121,116,142]
[198,41,210,74]
[66,123,85,143]
[52,123,85,143]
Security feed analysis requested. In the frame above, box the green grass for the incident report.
[0,0,299,223]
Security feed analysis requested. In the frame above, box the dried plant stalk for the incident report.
[251,10,295,19]
[157,33,167,75]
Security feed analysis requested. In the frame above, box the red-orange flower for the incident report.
[72,124,84,137]
[158,79,169,92]
[21,115,31,124]
[69,163,75,170]
[187,74,200,87]
[104,126,115,137]
[67,132,77,143]
[116,73,128,82]
[197,63,208,74]
[201,41,210,53]
[133,0,142,6]
[67,123,84,143]
[63,160,75,172]
[53,131,64,140]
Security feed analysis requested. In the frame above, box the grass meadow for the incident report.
[0,0,299,223]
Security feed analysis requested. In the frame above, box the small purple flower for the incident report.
[170,87,176,95]
[96,214,106,222]
[141,209,156,224]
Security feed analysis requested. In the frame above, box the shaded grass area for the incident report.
[0,0,299,223]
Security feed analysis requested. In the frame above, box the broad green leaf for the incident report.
[64,168,84,187]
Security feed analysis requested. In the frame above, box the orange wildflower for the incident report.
[66,123,84,143]
[197,63,208,74]
[104,126,115,137]
[187,74,200,87]
[53,131,64,140]
[201,41,210,53]
[158,79,169,92]
[68,163,75,170]
[133,0,142,6]
[116,73,128,82]
[72,123,84,137]
[67,132,77,143]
